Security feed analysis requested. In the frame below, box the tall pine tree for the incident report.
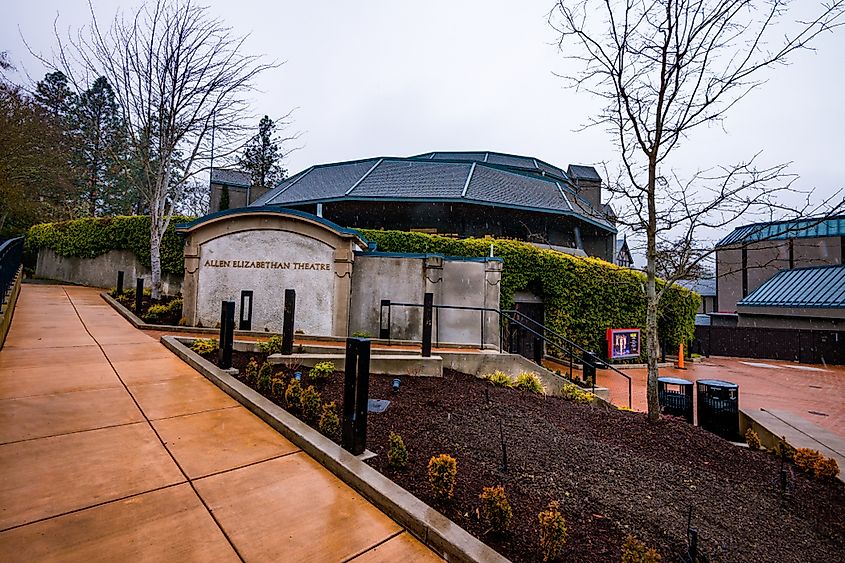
[74,77,131,216]
[239,115,286,190]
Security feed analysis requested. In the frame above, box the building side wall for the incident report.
[716,236,844,313]
[210,183,271,213]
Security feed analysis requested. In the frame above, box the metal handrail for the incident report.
[0,237,24,302]
[379,299,633,408]
[505,309,633,409]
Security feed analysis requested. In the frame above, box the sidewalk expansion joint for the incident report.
[61,288,247,563]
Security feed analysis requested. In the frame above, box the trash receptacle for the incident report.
[658,376,694,423]
[696,379,739,440]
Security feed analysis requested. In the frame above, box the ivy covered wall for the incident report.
[24,216,699,353]
[25,216,190,276]
[361,229,700,353]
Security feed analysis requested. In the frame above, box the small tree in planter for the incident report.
[284,379,302,412]
[428,454,457,501]
[300,385,321,422]
[479,485,512,534]
[538,500,567,562]
[318,402,340,437]
[387,432,409,470]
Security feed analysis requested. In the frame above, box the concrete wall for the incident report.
[35,248,184,295]
[210,184,271,213]
[349,254,502,346]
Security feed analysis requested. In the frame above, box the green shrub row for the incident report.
[25,215,191,276]
[361,229,700,354]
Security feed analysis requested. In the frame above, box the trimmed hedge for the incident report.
[361,229,700,354]
[25,215,191,276]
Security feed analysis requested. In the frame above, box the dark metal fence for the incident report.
[0,237,24,301]
[695,325,844,365]
[379,298,633,408]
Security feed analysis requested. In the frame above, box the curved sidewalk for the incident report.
[0,284,440,562]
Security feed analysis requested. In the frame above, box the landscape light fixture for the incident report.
[392,378,401,393]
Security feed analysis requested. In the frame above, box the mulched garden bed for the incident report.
[204,348,845,563]
[112,290,183,325]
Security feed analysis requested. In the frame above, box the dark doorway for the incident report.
[508,301,545,362]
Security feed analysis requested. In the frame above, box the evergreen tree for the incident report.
[239,115,286,189]
[34,71,77,122]
[74,76,131,216]
[219,184,230,210]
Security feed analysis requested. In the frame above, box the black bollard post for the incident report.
[282,289,296,355]
[342,338,359,452]
[379,299,391,340]
[135,278,144,315]
[116,271,124,295]
[353,338,371,455]
[422,292,433,357]
[239,290,253,331]
[687,528,698,562]
[218,301,235,369]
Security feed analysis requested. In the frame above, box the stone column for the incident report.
[182,233,201,326]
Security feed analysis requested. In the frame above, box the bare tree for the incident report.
[41,0,278,298]
[552,0,845,420]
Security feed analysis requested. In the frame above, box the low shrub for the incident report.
[621,535,661,563]
[479,485,512,534]
[270,377,286,396]
[318,401,340,437]
[244,357,259,383]
[142,303,169,322]
[514,372,545,394]
[285,379,302,411]
[190,338,218,356]
[617,405,634,412]
[814,456,840,480]
[257,335,283,354]
[309,361,335,381]
[351,331,371,338]
[538,500,567,562]
[387,432,409,470]
[745,428,761,450]
[257,362,273,392]
[794,448,824,474]
[300,385,321,421]
[428,454,457,500]
[485,370,514,388]
[559,382,595,404]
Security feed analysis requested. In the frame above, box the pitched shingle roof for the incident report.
[717,215,845,247]
[210,168,251,188]
[738,265,845,308]
[252,153,614,232]
[567,164,602,183]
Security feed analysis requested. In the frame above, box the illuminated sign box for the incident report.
[606,328,641,360]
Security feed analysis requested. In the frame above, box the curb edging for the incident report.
[161,335,510,563]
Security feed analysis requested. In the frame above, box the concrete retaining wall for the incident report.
[349,253,501,347]
[36,248,183,295]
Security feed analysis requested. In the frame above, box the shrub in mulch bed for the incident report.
[197,349,845,563]
[112,288,183,326]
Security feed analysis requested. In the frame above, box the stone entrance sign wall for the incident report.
[178,209,363,335]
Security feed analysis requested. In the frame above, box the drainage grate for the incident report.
[807,410,829,417]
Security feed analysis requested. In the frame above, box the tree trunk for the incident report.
[646,156,660,421]
[149,220,162,300]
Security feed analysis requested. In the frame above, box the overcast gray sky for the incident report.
[5,0,844,246]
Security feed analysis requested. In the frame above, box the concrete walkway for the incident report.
[0,284,440,562]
